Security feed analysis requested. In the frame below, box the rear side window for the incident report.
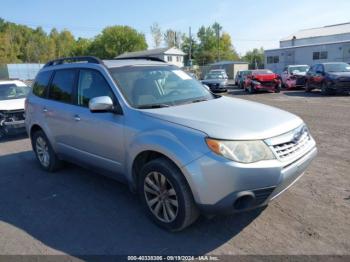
[33,71,52,98]
[49,69,76,103]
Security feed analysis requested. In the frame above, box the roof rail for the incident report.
[114,56,166,63]
[43,56,104,68]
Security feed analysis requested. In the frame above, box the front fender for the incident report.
[125,125,210,189]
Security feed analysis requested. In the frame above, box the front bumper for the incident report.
[181,144,317,215]
[0,120,26,136]
[254,83,279,91]
[328,82,350,93]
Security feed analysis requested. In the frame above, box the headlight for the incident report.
[252,80,261,85]
[206,138,275,163]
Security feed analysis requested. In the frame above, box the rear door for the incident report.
[44,68,78,153]
[68,68,125,176]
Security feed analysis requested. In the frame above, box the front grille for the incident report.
[272,130,311,160]
[260,81,275,86]
[253,187,276,205]
[0,110,25,122]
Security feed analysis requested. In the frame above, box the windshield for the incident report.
[109,66,215,108]
[0,84,30,100]
[205,73,224,79]
[324,63,350,73]
[289,66,309,73]
[253,70,273,75]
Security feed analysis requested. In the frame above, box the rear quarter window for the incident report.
[32,71,52,98]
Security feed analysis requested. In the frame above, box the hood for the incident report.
[254,74,278,81]
[0,98,25,111]
[141,96,303,140]
[292,71,307,76]
[327,71,350,79]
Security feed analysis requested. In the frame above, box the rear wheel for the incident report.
[32,130,62,172]
[138,157,199,231]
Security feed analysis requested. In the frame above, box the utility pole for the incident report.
[189,27,192,68]
[216,26,221,62]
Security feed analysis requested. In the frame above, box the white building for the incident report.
[265,23,350,73]
[117,47,186,67]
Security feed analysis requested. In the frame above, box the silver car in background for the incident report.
[25,56,317,231]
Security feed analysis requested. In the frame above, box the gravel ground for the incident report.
[0,89,349,257]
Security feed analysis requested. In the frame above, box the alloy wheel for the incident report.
[144,171,179,223]
[36,136,50,167]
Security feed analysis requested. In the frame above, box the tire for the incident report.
[305,81,312,92]
[248,84,255,94]
[321,82,333,95]
[275,86,281,93]
[32,130,62,172]
[138,157,199,231]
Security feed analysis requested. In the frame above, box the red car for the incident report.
[244,70,281,94]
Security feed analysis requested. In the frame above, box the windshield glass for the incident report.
[289,66,309,73]
[253,70,273,75]
[205,73,224,79]
[0,84,30,100]
[109,66,215,108]
[324,63,350,73]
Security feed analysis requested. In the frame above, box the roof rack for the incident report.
[114,56,166,63]
[43,56,104,68]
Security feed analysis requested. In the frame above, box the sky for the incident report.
[1,0,350,55]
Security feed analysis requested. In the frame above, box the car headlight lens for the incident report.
[252,80,261,85]
[206,138,275,163]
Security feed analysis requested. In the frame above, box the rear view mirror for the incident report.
[203,84,210,91]
[89,96,114,113]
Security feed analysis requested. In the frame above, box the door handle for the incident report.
[43,108,48,113]
[74,115,81,121]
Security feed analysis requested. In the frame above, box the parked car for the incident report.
[26,56,317,231]
[0,80,30,138]
[235,70,251,89]
[201,71,228,92]
[243,70,281,94]
[281,65,310,89]
[305,62,350,95]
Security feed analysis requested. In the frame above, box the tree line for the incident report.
[0,18,264,68]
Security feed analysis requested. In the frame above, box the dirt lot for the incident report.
[0,89,349,256]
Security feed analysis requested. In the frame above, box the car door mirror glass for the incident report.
[89,96,114,113]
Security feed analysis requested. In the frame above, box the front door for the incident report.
[68,69,125,176]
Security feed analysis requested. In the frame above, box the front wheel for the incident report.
[139,158,199,231]
[248,85,255,94]
[305,81,312,92]
[321,82,334,95]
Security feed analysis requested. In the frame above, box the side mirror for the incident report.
[89,96,115,113]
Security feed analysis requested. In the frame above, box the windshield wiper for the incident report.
[137,103,171,109]
[190,98,209,103]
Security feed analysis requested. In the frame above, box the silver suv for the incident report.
[25,56,317,231]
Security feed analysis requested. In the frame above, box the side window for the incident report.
[77,69,114,107]
[316,64,323,73]
[49,69,76,103]
[33,71,52,98]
